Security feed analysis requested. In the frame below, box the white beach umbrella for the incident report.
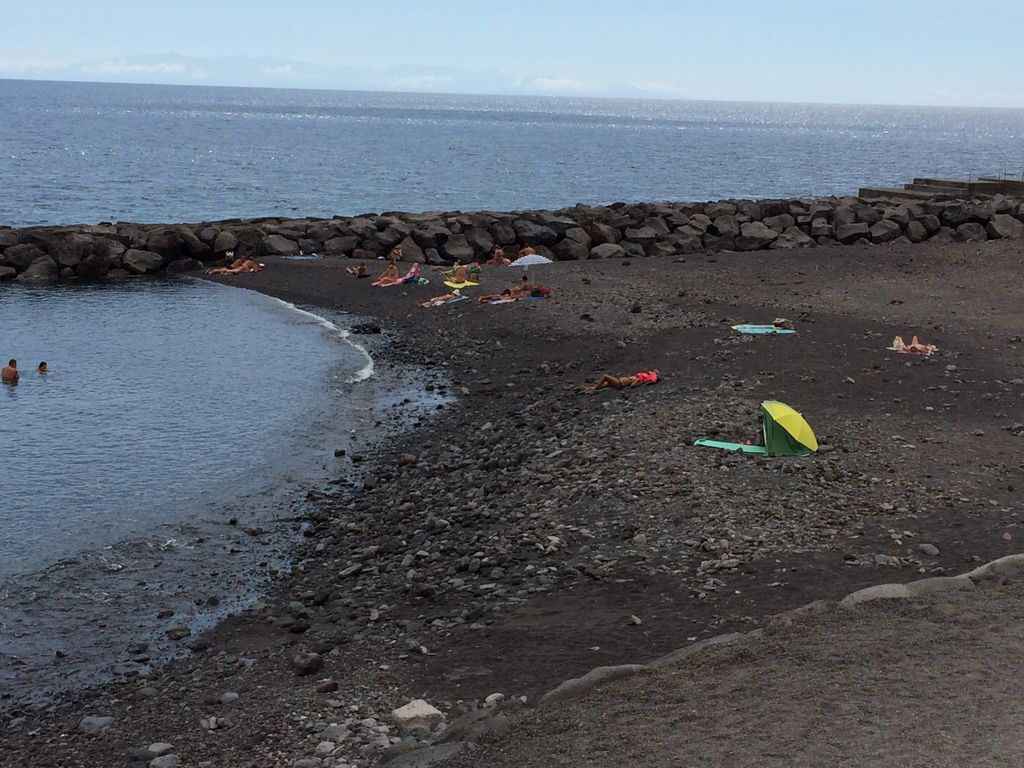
[508,254,553,284]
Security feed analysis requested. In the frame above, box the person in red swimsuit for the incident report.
[582,370,659,393]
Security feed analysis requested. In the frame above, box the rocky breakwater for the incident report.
[3,192,1024,282]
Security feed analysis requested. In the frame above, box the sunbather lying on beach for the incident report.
[889,335,938,355]
[581,370,660,393]
[417,290,462,308]
[346,263,368,278]
[207,258,261,275]
[477,275,533,304]
[373,263,400,286]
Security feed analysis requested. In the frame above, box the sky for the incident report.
[2,0,1023,108]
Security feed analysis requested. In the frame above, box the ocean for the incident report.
[1,79,1023,228]
[0,279,392,707]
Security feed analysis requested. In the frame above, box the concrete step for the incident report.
[859,187,938,200]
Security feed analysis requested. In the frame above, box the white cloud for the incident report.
[0,57,70,73]
[83,60,187,75]
[262,64,293,76]
[528,76,601,93]
[390,74,455,89]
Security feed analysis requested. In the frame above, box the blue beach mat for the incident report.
[732,324,797,335]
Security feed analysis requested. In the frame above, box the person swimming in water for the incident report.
[2,359,19,384]
[37,362,47,374]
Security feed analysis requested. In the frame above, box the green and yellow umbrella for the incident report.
[761,401,818,456]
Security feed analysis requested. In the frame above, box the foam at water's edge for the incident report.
[265,296,376,383]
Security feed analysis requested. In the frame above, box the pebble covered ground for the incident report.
[3,238,1022,767]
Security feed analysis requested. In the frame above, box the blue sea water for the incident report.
[0,278,386,706]
[1,79,1023,228]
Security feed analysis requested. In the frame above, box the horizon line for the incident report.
[4,75,1024,113]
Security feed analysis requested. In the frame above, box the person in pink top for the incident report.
[581,370,659,393]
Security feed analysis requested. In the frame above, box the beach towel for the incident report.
[732,324,797,335]
[480,296,518,305]
[444,280,479,289]
[693,439,768,454]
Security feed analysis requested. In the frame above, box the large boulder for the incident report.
[763,213,795,231]
[553,237,590,260]
[987,213,1024,240]
[622,226,659,247]
[442,234,474,263]
[906,220,928,243]
[411,224,452,250]
[869,219,903,243]
[323,235,360,256]
[666,233,704,253]
[884,207,912,227]
[166,258,204,275]
[0,265,15,279]
[367,226,404,252]
[956,222,987,242]
[928,226,957,243]
[940,203,970,227]
[647,241,677,258]
[49,233,94,268]
[489,222,516,245]
[641,216,670,235]
[706,202,737,218]
[735,221,780,250]
[855,205,882,225]
[212,230,237,254]
[590,243,625,259]
[835,222,871,244]
[463,227,495,255]
[16,255,59,282]
[771,226,815,249]
[3,243,46,271]
[712,215,740,237]
[123,249,166,274]
[535,215,577,237]
[589,222,622,245]
[512,219,558,246]
[395,236,425,264]
[263,234,300,256]
[75,252,111,279]
[918,214,942,235]
[810,219,833,239]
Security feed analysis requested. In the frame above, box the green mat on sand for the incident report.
[693,439,767,454]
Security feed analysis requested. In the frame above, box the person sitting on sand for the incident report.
[207,258,260,275]
[373,262,400,286]
[418,290,461,308]
[485,245,510,265]
[346,262,368,278]
[581,370,660,393]
[37,362,47,374]
[445,263,471,283]
[2,359,19,384]
[389,246,404,263]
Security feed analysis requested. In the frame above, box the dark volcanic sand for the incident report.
[3,239,1023,767]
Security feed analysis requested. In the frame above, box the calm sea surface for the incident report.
[2,79,1023,228]
[0,279,392,706]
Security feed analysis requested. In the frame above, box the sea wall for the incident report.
[2,193,1024,281]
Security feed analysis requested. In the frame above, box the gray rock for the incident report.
[763,213,795,231]
[148,743,174,756]
[940,202,970,227]
[293,651,324,676]
[956,222,988,242]
[124,249,165,274]
[150,756,181,768]
[987,213,1024,239]
[869,219,903,243]
[835,222,871,244]
[441,234,474,262]
[705,201,737,218]
[712,215,739,237]
[588,222,622,245]
[49,233,94,268]
[512,219,557,246]
[463,227,494,255]
[589,243,625,259]
[918,543,940,557]
[79,715,115,733]
[3,243,46,271]
[839,583,912,607]
[906,220,928,243]
[735,221,780,250]
[810,219,833,239]
[771,226,814,249]
[928,226,957,243]
[540,664,647,708]
[323,235,360,256]
[553,237,590,260]
[212,230,237,254]
[264,234,300,256]
[381,743,462,767]
[75,252,112,279]
[292,760,322,768]
[622,226,659,246]
[0,265,15,279]
[918,213,941,234]
[16,255,59,282]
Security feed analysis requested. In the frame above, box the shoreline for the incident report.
[4,241,1024,767]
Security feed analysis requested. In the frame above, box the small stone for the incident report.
[148,743,174,756]
[150,756,181,768]
[292,760,322,768]
[484,693,505,707]
[315,741,336,755]
[292,652,324,676]
[316,679,340,693]
[220,692,239,704]
[391,699,444,733]
[166,626,191,641]
[79,715,114,733]
[918,543,940,557]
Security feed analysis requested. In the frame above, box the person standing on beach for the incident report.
[2,359,19,384]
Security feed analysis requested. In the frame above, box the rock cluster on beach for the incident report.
[2,193,1023,281]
